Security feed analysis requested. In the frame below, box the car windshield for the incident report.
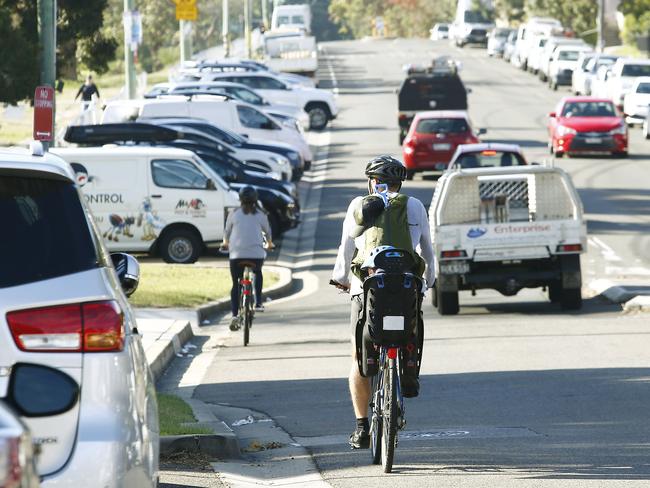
[416,118,469,134]
[464,10,493,23]
[230,87,263,105]
[636,82,650,94]
[561,101,616,117]
[437,25,448,31]
[0,174,98,288]
[622,64,650,77]
[454,150,525,168]
[558,50,581,61]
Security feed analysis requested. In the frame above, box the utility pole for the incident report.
[124,0,137,99]
[261,0,269,30]
[244,0,252,58]
[597,0,605,53]
[222,0,230,57]
[180,20,187,65]
[38,0,56,147]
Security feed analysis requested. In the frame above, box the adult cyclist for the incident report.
[222,186,274,331]
[331,155,435,449]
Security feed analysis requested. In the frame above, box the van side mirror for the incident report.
[477,128,487,136]
[110,253,140,297]
[206,178,217,190]
[7,363,79,417]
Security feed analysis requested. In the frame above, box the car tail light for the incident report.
[7,301,124,353]
[556,244,582,253]
[481,150,497,156]
[440,249,468,259]
[0,437,22,488]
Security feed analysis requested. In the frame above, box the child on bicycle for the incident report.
[221,186,274,331]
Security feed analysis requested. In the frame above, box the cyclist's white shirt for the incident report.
[332,194,435,296]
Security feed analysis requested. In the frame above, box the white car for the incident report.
[548,46,593,90]
[0,401,39,488]
[590,64,613,99]
[623,76,650,124]
[200,71,338,130]
[573,54,618,96]
[487,28,514,57]
[538,37,589,82]
[430,23,449,40]
[0,144,158,486]
[526,36,549,73]
[604,58,650,107]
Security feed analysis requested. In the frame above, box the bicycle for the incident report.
[237,261,257,347]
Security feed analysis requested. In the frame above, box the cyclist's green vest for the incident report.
[351,193,425,279]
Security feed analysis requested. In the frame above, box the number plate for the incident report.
[383,316,405,331]
[585,137,602,144]
[440,261,470,274]
[433,143,451,151]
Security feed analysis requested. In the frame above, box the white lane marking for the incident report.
[604,266,650,277]
[589,236,623,262]
[322,46,339,96]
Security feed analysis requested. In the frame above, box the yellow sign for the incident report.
[175,0,197,21]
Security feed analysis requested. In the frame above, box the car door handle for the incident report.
[151,194,162,198]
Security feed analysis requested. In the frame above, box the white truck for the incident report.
[263,29,318,77]
[428,165,587,315]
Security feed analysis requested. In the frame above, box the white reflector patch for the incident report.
[19,333,81,350]
[383,316,404,331]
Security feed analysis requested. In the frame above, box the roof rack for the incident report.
[64,123,181,145]
[156,92,234,102]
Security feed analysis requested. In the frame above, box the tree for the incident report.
[618,0,650,45]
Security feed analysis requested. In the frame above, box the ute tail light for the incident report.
[440,249,468,259]
[7,301,124,353]
[0,437,22,488]
[556,244,583,253]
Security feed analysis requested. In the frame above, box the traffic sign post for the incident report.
[33,86,55,144]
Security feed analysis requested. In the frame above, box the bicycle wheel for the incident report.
[370,372,382,465]
[381,358,398,473]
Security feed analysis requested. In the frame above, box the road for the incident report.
[190,38,650,486]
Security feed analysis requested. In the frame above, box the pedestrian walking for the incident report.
[75,75,101,124]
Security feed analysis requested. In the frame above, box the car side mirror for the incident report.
[206,178,217,190]
[110,253,140,297]
[240,133,250,139]
[477,128,487,136]
[549,112,556,118]
[7,363,79,417]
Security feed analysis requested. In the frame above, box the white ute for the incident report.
[429,165,587,315]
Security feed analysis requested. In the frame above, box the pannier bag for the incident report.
[362,272,421,346]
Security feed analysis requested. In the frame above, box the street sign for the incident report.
[33,86,54,141]
[175,0,198,21]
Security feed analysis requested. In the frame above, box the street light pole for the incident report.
[223,0,230,57]
[261,0,268,30]
[180,19,187,65]
[124,0,137,99]
[244,0,252,58]
[37,0,56,148]
[597,0,605,53]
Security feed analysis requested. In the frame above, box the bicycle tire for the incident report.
[370,373,382,465]
[243,307,250,346]
[381,358,398,473]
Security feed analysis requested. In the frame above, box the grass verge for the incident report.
[130,263,279,308]
[157,393,212,436]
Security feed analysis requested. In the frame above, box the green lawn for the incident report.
[129,263,279,308]
[157,393,212,436]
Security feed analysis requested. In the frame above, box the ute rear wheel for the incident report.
[436,287,459,315]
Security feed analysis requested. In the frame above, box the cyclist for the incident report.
[221,186,273,331]
[331,155,435,449]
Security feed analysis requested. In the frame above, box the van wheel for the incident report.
[159,229,201,264]
[307,104,329,131]
[560,287,582,310]
[437,288,459,315]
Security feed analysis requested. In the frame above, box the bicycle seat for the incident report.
[237,260,258,269]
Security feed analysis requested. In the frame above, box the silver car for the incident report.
[0,144,158,487]
[0,401,39,488]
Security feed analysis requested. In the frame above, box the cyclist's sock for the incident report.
[356,417,369,432]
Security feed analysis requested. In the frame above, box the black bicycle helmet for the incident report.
[239,185,258,203]
[365,155,407,183]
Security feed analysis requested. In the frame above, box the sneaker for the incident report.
[229,316,240,331]
[254,304,265,312]
[349,427,370,449]
[401,376,420,398]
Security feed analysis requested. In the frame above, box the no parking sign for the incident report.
[33,86,54,141]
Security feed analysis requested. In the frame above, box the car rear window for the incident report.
[622,64,650,77]
[454,150,525,168]
[0,174,98,288]
[636,83,650,94]
[416,118,469,134]
[398,76,468,111]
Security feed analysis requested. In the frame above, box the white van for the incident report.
[51,146,239,264]
[271,4,312,33]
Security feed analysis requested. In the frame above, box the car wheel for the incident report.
[399,131,406,145]
[644,120,650,139]
[159,228,201,264]
[552,81,558,91]
[307,106,329,131]
[437,289,459,315]
[406,170,415,180]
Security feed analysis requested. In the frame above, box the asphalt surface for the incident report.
[189,38,650,486]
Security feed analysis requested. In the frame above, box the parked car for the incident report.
[538,37,589,83]
[402,110,483,178]
[548,45,593,90]
[397,58,469,144]
[526,36,549,74]
[447,142,527,169]
[548,97,628,157]
[52,145,241,263]
[604,58,650,108]
[199,71,338,130]
[623,76,650,124]
[0,143,158,486]
[513,17,563,70]
[430,23,450,40]
[0,401,39,488]
[573,54,618,96]
[589,64,613,99]
[502,31,517,62]
[487,28,514,57]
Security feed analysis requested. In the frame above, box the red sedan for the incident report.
[548,97,628,157]
[402,110,484,179]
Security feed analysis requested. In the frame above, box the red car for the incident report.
[402,110,485,179]
[548,97,628,157]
